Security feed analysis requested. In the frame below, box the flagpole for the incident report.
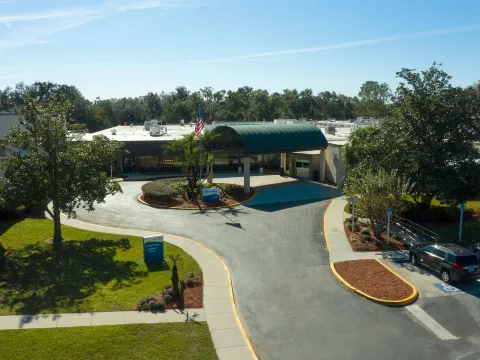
[198,106,202,191]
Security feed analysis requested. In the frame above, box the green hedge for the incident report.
[141,180,181,203]
[344,199,474,222]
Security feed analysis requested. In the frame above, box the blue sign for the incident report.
[202,187,220,202]
[387,208,392,216]
[143,235,164,263]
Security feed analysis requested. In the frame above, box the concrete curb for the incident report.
[137,190,258,210]
[324,199,419,307]
[329,260,418,307]
[57,215,258,360]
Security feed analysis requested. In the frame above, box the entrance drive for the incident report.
[295,160,310,178]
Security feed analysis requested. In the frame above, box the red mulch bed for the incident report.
[334,259,414,301]
[140,189,255,209]
[165,285,203,309]
[344,224,407,252]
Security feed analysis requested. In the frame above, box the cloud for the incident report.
[117,0,193,12]
[187,24,480,63]
[0,9,96,24]
[4,23,11,29]
[0,1,203,50]
[0,73,29,80]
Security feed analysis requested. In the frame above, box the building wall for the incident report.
[325,144,346,187]
[288,152,321,178]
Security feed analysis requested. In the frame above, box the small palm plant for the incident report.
[167,254,182,295]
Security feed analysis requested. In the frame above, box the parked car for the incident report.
[410,243,480,283]
[470,242,480,259]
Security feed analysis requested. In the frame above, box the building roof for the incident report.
[82,125,194,142]
[210,124,328,155]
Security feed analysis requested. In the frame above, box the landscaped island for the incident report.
[140,178,256,209]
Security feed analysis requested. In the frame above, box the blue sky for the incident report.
[0,0,479,100]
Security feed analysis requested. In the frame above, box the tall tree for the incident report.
[354,81,391,118]
[344,64,480,208]
[1,97,123,254]
[144,92,163,119]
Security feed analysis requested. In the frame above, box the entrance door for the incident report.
[295,160,310,178]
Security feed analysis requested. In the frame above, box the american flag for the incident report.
[194,108,204,136]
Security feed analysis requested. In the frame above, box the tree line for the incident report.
[0,80,395,132]
[344,64,480,229]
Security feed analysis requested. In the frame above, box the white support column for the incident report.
[319,150,326,182]
[280,153,287,169]
[244,156,250,193]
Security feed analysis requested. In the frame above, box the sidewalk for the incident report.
[0,309,205,330]
[325,198,385,263]
[3,215,257,360]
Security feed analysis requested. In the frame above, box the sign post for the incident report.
[351,196,359,232]
[143,235,164,264]
[459,203,465,243]
[386,208,392,244]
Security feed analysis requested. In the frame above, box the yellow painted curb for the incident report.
[57,214,259,360]
[138,190,257,210]
[329,260,418,307]
[323,200,334,253]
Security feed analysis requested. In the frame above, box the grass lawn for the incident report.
[418,219,480,246]
[0,323,218,360]
[0,218,201,315]
[403,195,480,210]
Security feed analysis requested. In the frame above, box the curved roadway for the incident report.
[74,179,477,360]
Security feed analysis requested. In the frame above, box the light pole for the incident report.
[386,208,392,244]
[459,203,465,243]
[351,196,359,232]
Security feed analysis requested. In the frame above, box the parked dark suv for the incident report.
[410,243,480,283]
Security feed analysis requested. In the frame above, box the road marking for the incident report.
[405,304,458,340]
[433,283,462,293]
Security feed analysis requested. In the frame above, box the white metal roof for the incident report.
[83,123,351,147]
[82,125,195,142]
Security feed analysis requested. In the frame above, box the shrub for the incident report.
[402,204,475,222]
[183,272,202,287]
[141,180,181,203]
[162,285,177,298]
[362,234,371,242]
[167,254,181,295]
[360,228,370,235]
[180,279,186,289]
[344,218,352,225]
[352,223,360,232]
[392,233,401,241]
[136,296,165,311]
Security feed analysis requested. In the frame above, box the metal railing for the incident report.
[387,215,440,246]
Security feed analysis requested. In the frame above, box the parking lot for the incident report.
[381,253,480,298]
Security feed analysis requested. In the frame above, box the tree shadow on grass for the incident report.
[0,237,146,315]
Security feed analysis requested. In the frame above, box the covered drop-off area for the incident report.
[208,124,329,192]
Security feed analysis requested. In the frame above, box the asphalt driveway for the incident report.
[73,179,479,360]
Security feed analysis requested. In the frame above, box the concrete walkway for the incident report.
[0,309,205,330]
[325,198,385,263]
[7,216,257,360]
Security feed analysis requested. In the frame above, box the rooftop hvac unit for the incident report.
[180,119,185,126]
[150,126,161,137]
[144,120,152,131]
[111,129,117,135]
[151,119,158,127]
[326,125,336,135]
